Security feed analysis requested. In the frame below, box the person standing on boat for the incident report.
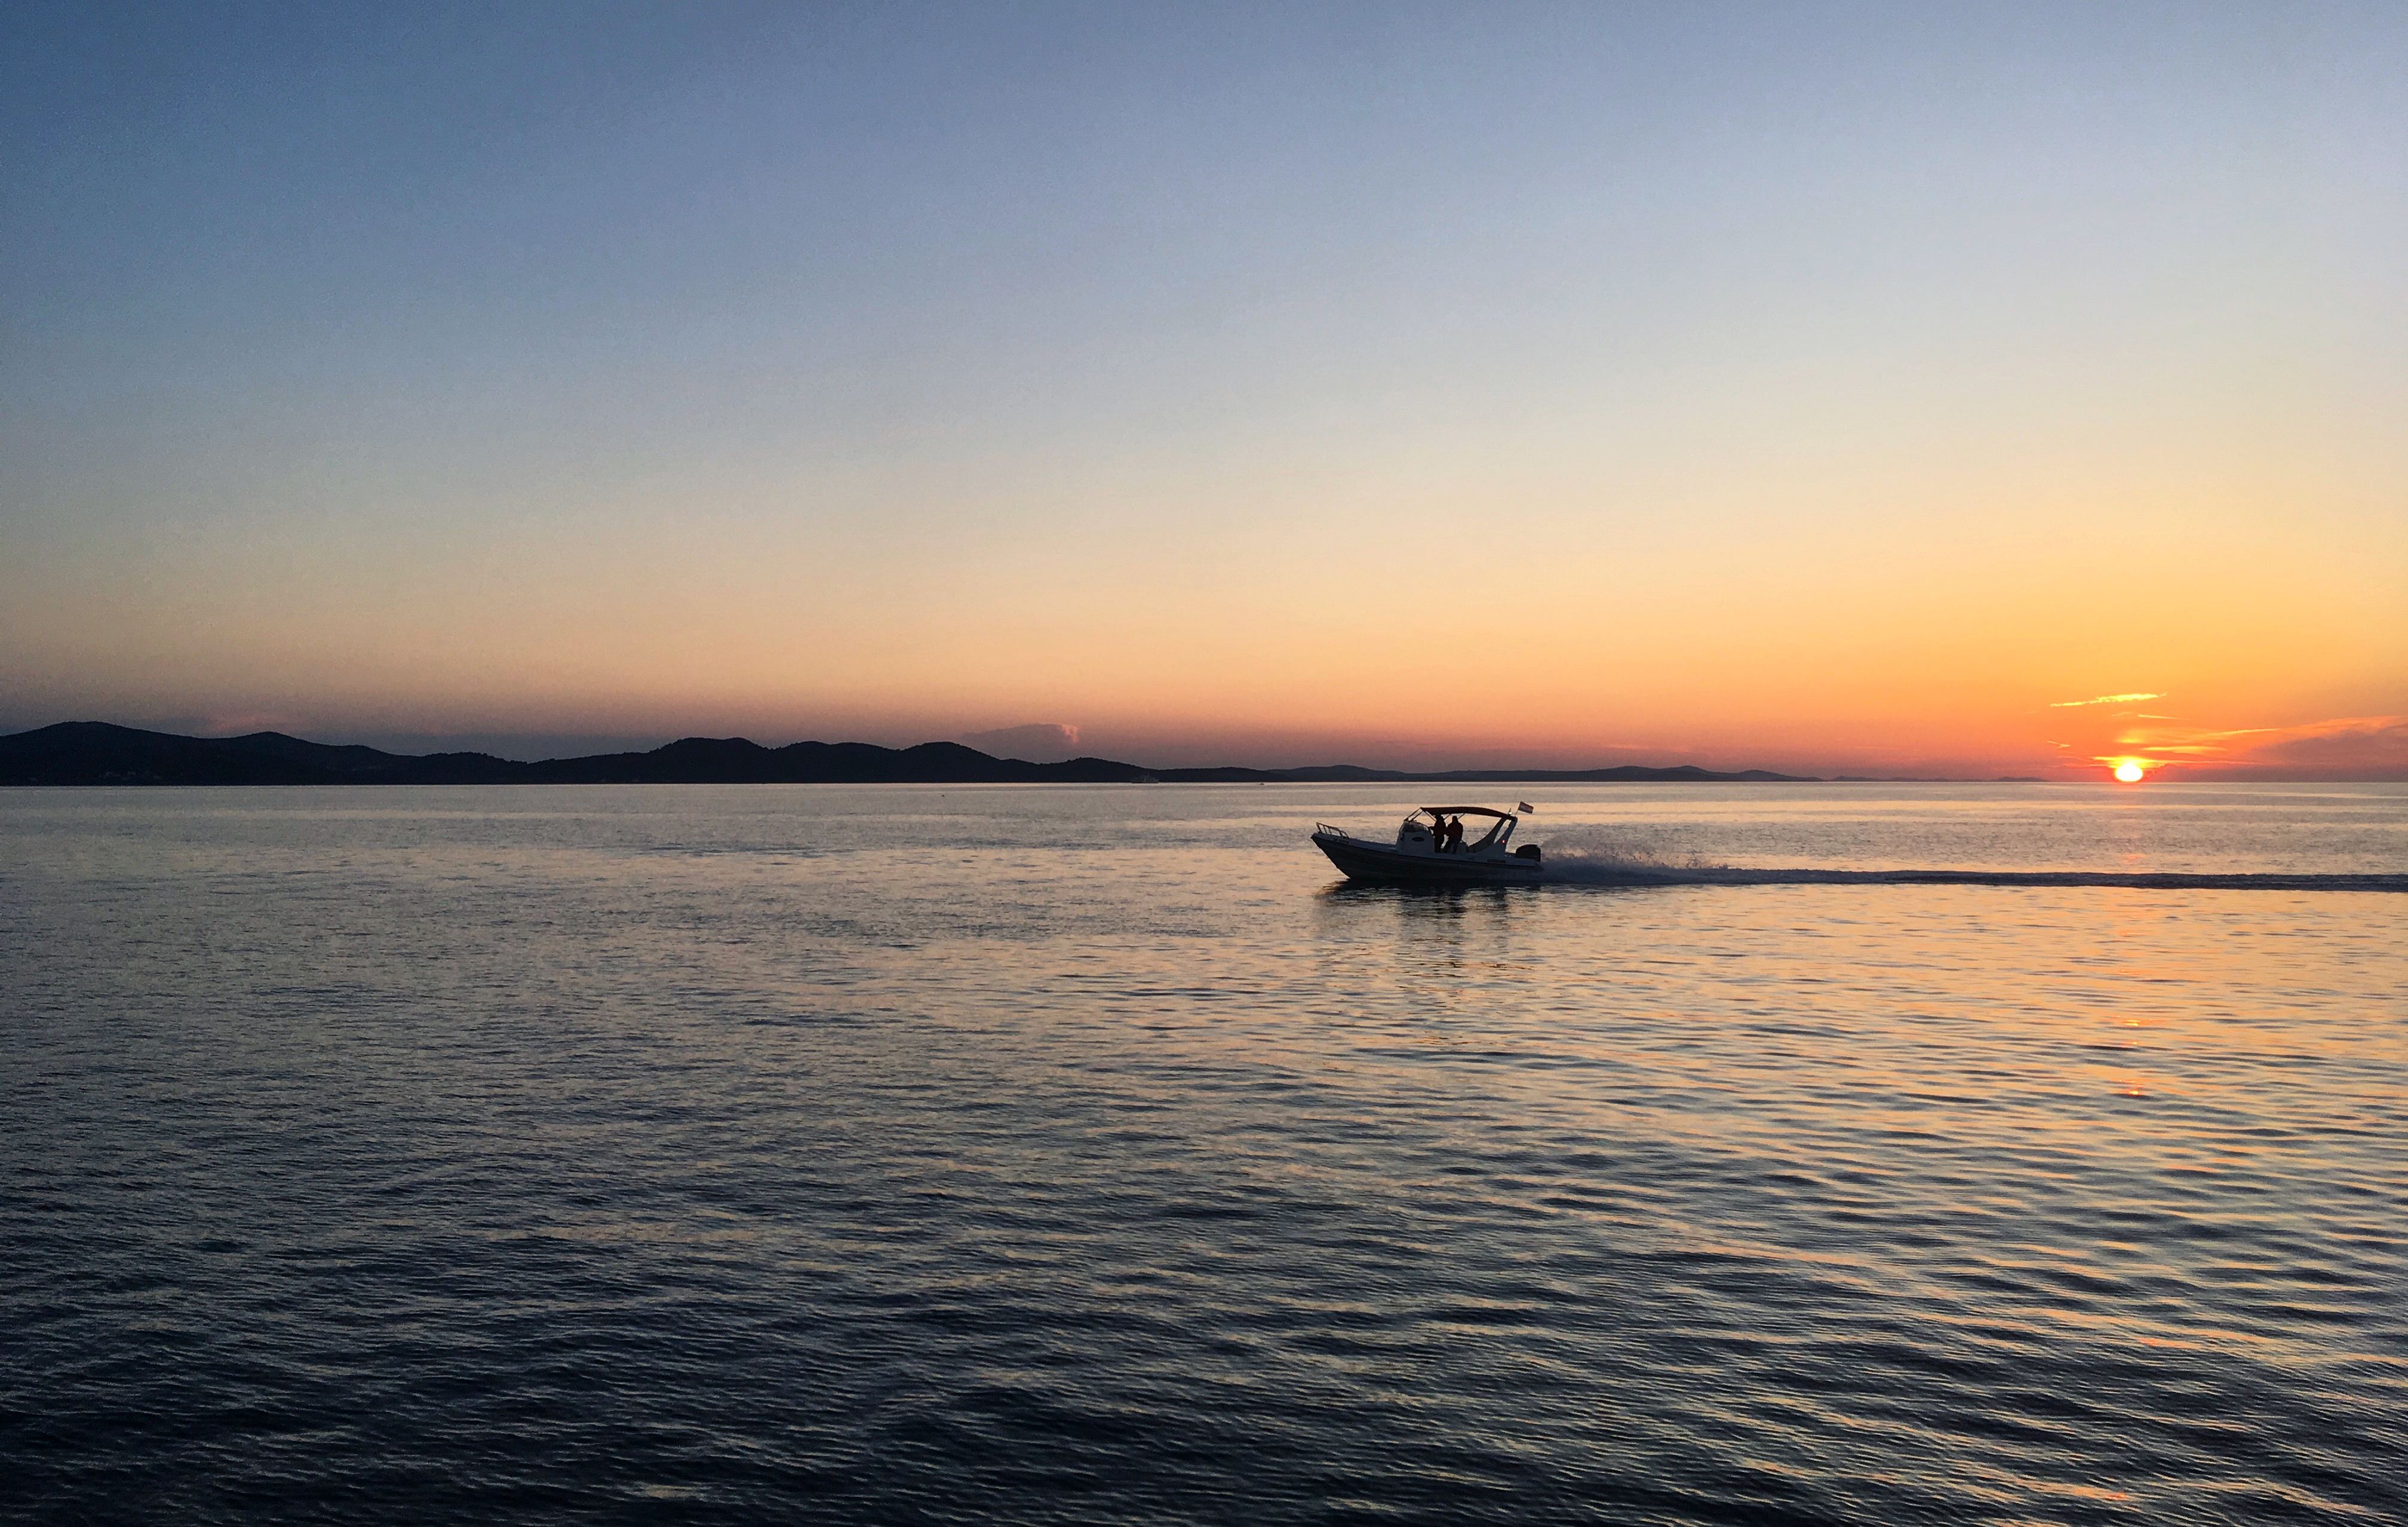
[1445,816,1464,852]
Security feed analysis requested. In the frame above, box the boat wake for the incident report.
[1540,852,2407,893]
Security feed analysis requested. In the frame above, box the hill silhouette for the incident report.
[0,722,1817,786]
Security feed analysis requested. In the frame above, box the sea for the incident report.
[4,782,2402,1526]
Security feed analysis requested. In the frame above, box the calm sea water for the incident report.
[4,783,2403,1525]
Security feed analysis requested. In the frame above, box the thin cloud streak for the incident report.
[2087,715,2408,781]
[2213,716,2408,776]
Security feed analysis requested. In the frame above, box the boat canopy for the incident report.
[1415,806,1516,819]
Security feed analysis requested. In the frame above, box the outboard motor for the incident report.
[1514,844,1541,862]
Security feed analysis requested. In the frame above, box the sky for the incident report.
[4,1,2403,777]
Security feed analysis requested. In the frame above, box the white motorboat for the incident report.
[1312,806,1545,885]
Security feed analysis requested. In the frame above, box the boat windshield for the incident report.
[1404,807,1517,852]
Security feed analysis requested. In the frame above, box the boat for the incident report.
[1311,806,1546,884]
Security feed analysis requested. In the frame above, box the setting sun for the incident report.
[2114,761,2146,783]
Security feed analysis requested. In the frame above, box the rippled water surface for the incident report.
[5,782,2403,1525]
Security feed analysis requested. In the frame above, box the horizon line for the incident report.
[7,718,2406,784]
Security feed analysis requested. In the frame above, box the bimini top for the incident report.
[1416,806,1516,819]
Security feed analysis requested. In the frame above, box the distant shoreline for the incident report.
[0,721,2057,788]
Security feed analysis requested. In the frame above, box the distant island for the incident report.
[0,721,1845,787]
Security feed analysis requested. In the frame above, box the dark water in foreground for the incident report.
[4,783,2403,1525]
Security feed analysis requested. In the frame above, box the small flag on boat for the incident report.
[1517,801,1535,813]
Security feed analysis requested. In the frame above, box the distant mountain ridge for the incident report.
[0,721,1819,786]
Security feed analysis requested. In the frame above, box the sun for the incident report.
[2113,760,2146,784]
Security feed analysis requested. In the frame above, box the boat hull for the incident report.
[1312,832,1546,885]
